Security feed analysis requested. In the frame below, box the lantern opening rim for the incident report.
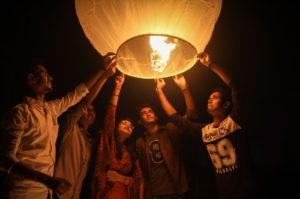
[116,33,197,57]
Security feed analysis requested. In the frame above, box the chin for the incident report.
[45,87,53,93]
[147,118,156,123]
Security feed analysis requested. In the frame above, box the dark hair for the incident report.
[11,58,47,106]
[18,58,46,88]
[116,117,135,128]
[21,58,46,78]
[136,103,155,117]
[210,86,232,114]
[114,118,138,175]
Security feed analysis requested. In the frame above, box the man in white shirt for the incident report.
[0,54,116,199]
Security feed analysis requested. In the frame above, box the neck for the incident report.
[79,122,90,131]
[145,122,159,135]
[118,135,126,144]
[212,114,226,127]
[27,91,45,102]
[36,94,45,102]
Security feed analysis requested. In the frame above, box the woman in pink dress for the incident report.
[92,73,144,199]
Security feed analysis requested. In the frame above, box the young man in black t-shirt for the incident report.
[155,52,257,199]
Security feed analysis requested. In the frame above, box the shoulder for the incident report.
[165,122,178,129]
[165,122,182,134]
[9,103,29,118]
[13,102,28,110]
[2,104,29,129]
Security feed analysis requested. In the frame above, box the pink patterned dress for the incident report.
[91,104,143,199]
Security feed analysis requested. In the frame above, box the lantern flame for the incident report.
[150,36,177,72]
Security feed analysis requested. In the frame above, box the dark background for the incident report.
[0,0,295,198]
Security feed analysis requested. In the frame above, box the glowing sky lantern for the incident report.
[75,0,222,79]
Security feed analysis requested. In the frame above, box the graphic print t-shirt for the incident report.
[202,116,255,198]
[147,133,176,195]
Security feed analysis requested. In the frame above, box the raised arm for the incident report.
[109,73,125,106]
[154,78,204,134]
[198,52,240,121]
[101,73,125,138]
[92,73,126,197]
[58,59,117,140]
[197,52,231,85]
[155,78,177,116]
[83,59,116,108]
[49,54,116,117]
[83,52,116,90]
[172,74,198,120]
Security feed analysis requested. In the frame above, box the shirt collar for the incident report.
[24,96,46,107]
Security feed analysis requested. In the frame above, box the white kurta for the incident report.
[2,83,89,199]
[54,103,93,199]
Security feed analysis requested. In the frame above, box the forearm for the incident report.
[139,181,144,199]
[84,69,106,90]
[1,158,56,189]
[181,88,198,119]
[84,73,109,107]
[210,63,231,85]
[109,85,122,106]
[169,113,203,133]
[156,89,177,116]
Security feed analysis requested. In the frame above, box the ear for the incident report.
[224,101,231,109]
[27,73,36,85]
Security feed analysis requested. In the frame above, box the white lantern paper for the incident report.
[75,0,222,79]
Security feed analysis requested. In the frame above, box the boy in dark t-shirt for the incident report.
[155,52,257,199]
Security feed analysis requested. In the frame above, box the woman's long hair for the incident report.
[114,118,138,175]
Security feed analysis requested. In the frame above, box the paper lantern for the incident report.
[75,0,222,79]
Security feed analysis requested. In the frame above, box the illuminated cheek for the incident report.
[117,125,122,131]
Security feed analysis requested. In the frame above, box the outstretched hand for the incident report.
[115,73,125,88]
[172,74,188,90]
[103,52,116,71]
[197,52,211,67]
[155,78,166,91]
[105,65,116,77]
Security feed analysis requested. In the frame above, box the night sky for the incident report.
[0,0,295,197]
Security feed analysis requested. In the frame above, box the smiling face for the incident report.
[117,119,134,139]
